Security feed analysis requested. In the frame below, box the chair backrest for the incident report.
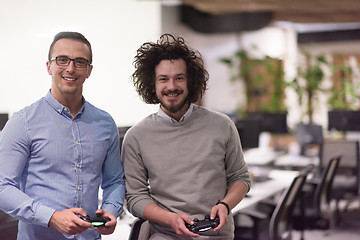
[269,172,308,240]
[0,210,18,240]
[313,155,341,216]
[128,218,150,240]
[118,126,131,154]
[319,140,359,194]
[320,140,359,172]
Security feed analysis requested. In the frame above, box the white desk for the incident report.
[232,169,298,214]
[243,148,283,165]
[274,153,319,169]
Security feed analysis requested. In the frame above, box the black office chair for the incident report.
[118,126,131,154]
[0,210,18,240]
[234,172,308,240]
[319,140,360,224]
[292,155,341,231]
[128,218,150,240]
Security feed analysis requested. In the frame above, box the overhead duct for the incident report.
[181,5,273,33]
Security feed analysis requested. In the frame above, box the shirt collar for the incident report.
[157,103,194,123]
[45,90,85,118]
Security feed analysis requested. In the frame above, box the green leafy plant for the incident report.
[289,52,329,123]
[220,49,287,116]
[328,56,359,110]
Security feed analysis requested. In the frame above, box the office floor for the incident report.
[292,201,360,240]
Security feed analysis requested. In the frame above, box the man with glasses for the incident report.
[0,32,125,239]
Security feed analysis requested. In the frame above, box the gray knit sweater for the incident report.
[123,105,250,239]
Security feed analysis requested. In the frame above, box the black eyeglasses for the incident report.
[50,56,90,68]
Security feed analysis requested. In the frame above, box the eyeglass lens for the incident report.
[55,56,89,68]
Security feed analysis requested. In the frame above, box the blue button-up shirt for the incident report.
[0,91,126,239]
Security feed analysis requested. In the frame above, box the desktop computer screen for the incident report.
[235,118,261,149]
[248,112,288,134]
[328,110,360,131]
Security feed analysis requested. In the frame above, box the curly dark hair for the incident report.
[131,33,209,104]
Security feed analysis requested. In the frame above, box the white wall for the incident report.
[0,0,161,127]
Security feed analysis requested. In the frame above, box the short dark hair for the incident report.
[48,32,92,64]
[131,33,208,104]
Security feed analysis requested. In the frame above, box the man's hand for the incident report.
[93,209,117,235]
[49,208,93,235]
[210,203,229,231]
[169,213,199,238]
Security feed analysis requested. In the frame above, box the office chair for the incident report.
[0,210,18,240]
[234,172,308,240]
[128,218,150,240]
[292,155,341,231]
[118,126,131,154]
[319,140,360,224]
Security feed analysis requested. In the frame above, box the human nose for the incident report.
[167,79,177,90]
[66,60,76,73]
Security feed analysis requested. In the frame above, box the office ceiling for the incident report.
[182,0,360,23]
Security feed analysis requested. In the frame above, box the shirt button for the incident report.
[76,163,80,168]
[75,141,79,144]
[77,186,81,191]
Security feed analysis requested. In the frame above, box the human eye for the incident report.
[75,58,88,67]
[56,56,69,65]
[157,76,168,82]
[176,75,185,81]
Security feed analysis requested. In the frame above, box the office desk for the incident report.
[232,169,298,214]
[274,153,319,170]
[244,148,284,166]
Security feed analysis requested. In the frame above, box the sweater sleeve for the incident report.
[122,127,154,218]
[224,118,251,192]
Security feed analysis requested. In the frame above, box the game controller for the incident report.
[185,215,220,233]
[79,214,111,227]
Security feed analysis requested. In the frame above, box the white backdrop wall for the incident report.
[0,0,160,127]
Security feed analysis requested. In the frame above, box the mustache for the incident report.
[162,89,183,95]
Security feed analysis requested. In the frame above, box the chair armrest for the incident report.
[307,177,321,186]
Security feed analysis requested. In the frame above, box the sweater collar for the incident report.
[157,103,194,123]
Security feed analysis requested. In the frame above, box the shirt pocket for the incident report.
[85,140,109,173]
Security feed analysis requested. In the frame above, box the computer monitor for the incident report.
[235,118,261,149]
[0,113,9,130]
[295,123,324,156]
[295,123,323,146]
[328,110,360,131]
[248,112,288,134]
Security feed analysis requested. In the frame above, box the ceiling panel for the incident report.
[182,0,360,23]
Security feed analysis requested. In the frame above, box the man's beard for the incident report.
[160,90,189,114]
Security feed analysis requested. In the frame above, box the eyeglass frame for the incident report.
[50,56,91,68]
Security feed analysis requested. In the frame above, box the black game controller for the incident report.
[186,215,220,233]
[79,214,111,227]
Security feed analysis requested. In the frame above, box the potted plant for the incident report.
[289,52,330,155]
[221,49,288,151]
[327,55,360,132]
[289,52,329,124]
